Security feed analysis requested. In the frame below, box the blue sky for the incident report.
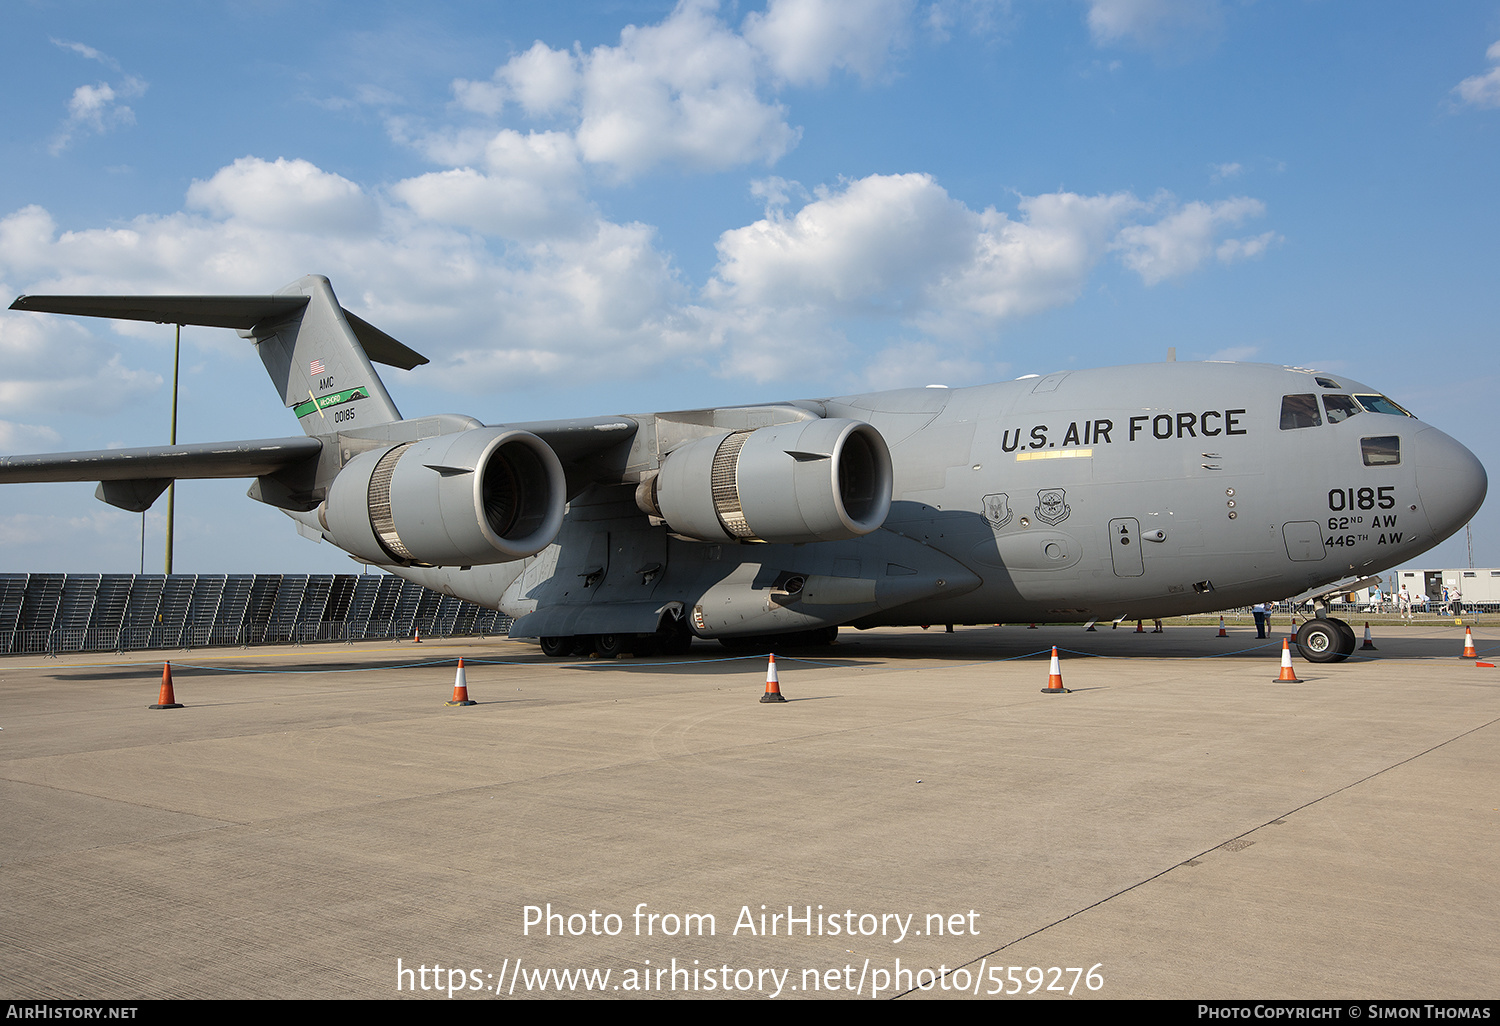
[1,0,1496,576]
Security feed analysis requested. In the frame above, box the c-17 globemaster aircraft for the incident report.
[4,275,1488,663]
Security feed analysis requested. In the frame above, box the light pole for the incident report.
[164,323,180,575]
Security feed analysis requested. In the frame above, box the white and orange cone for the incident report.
[1041,646,1070,693]
[1135,620,1144,634]
[149,661,183,709]
[760,653,786,703]
[1460,627,1477,659]
[413,627,423,644]
[1274,638,1303,683]
[1217,616,1228,638]
[447,658,476,706]
[1361,622,1377,651]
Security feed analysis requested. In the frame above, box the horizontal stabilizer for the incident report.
[8,294,428,370]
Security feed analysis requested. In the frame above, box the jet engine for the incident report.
[321,428,565,566]
[638,418,892,544]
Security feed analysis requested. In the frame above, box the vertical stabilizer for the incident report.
[251,275,403,434]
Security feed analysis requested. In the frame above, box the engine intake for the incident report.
[641,418,892,544]
[321,428,565,566]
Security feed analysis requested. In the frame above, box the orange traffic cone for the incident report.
[1460,627,1477,659]
[1041,646,1070,693]
[1273,639,1303,683]
[1361,623,1377,651]
[1135,620,1144,633]
[150,661,183,709]
[760,653,786,703]
[447,658,476,706]
[413,627,423,644]
[1217,616,1228,638]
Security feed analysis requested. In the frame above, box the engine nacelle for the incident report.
[321,428,565,566]
[641,418,892,544]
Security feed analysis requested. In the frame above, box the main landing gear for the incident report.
[1295,617,1356,663]
[538,616,695,659]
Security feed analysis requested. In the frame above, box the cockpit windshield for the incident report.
[1280,394,1322,429]
[1354,394,1413,417]
[1323,394,1361,424]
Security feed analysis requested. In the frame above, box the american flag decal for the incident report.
[310,359,325,375]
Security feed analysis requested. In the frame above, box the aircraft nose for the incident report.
[1413,427,1487,543]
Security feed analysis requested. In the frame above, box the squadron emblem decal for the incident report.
[1035,488,1070,526]
[982,493,1012,529]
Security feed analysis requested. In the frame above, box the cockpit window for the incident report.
[1354,394,1413,417]
[1322,394,1361,424]
[1280,394,1323,430]
[1361,436,1400,466]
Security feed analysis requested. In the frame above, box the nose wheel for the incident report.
[1295,617,1356,663]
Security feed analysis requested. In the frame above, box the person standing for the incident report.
[1252,602,1269,639]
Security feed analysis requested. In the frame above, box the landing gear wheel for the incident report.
[655,617,694,656]
[1295,619,1344,663]
[593,633,628,659]
[539,636,572,658]
[1326,617,1356,661]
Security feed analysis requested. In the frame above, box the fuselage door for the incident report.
[1109,518,1144,577]
[1282,521,1327,562]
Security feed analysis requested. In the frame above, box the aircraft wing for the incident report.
[0,436,322,482]
[0,436,323,512]
[8,294,429,371]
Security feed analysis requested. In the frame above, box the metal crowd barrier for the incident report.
[0,573,512,656]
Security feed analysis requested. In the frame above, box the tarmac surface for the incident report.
[1,622,1496,1001]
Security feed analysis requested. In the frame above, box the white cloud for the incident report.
[708,173,1141,331]
[1206,345,1260,363]
[508,41,582,118]
[443,2,801,179]
[391,131,590,239]
[48,41,147,154]
[1210,161,1242,181]
[1084,0,1224,53]
[1113,196,1277,284]
[0,157,701,400]
[925,1,1015,44]
[454,41,583,119]
[0,287,162,417]
[861,340,990,391]
[0,420,62,452]
[1453,41,1500,109]
[743,0,915,86]
[575,0,798,176]
[703,175,1276,379]
[186,157,377,235]
[709,173,977,311]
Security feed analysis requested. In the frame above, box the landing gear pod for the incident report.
[642,419,892,544]
[322,428,565,566]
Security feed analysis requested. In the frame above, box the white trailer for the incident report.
[1394,567,1500,609]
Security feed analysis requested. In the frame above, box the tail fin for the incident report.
[9,273,428,437]
[253,275,417,434]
